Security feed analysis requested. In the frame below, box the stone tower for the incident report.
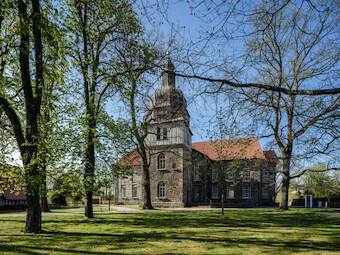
[145,56,193,207]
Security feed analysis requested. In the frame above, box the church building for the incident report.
[115,57,277,208]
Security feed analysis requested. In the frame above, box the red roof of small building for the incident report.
[192,137,266,161]
[3,185,26,201]
[0,164,27,201]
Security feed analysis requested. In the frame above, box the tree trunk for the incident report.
[141,159,153,209]
[85,190,93,218]
[40,163,50,212]
[25,193,41,233]
[279,158,290,210]
[40,196,50,212]
[221,193,224,220]
[84,120,95,218]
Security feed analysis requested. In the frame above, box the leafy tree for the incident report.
[63,0,147,217]
[303,163,339,204]
[0,0,46,233]
[116,49,158,209]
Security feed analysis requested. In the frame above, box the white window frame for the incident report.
[121,185,126,198]
[212,185,219,199]
[262,170,270,183]
[132,172,138,184]
[262,188,269,199]
[242,186,251,199]
[226,187,235,199]
[158,183,165,198]
[243,168,251,182]
[158,153,165,169]
[132,185,137,198]
[212,167,219,182]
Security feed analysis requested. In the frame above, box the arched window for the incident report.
[158,153,165,169]
[158,183,165,198]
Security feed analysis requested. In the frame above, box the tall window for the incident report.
[227,170,235,182]
[158,153,165,169]
[121,186,126,198]
[212,185,219,199]
[243,168,251,182]
[163,128,167,139]
[132,185,137,198]
[262,170,269,183]
[132,172,138,184]
[227,187,235,199]
[262,188,269,199]
[242,186,251,199]
[156,127,161,140]
[158,183,165,197]
[212,167,219,182]
[194,166,200,181]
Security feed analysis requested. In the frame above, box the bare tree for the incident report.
[143,0,340,210]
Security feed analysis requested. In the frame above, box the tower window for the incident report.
[163,128,167,139]
[156,127,161,140]
[158,183,165,198]
[158,153,165,169]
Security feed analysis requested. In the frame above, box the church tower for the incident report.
[145,55,193,207]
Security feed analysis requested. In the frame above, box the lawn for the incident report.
[0,204,114,214]
[0,209,339,254]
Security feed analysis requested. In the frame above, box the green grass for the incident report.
[50,205,115,213]
[115,204,141,210]
[0,209,339,254]
[0,205,115,215]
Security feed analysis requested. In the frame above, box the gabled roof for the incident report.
[116,137,275,166]
[192,137,266,161]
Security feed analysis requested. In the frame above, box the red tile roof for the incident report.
[117,137,274,166]
[192,137,266,161]
[115,149,142,166]
[264,150,279,163]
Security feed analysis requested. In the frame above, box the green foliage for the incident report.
[303,163,340,199]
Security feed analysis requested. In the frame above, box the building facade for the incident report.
[115,57,277,207]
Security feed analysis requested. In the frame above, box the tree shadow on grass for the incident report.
[0,210,339,254]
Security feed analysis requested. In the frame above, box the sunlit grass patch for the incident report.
[0,208,339,254]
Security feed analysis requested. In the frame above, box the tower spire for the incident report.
[161,52,175,88]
